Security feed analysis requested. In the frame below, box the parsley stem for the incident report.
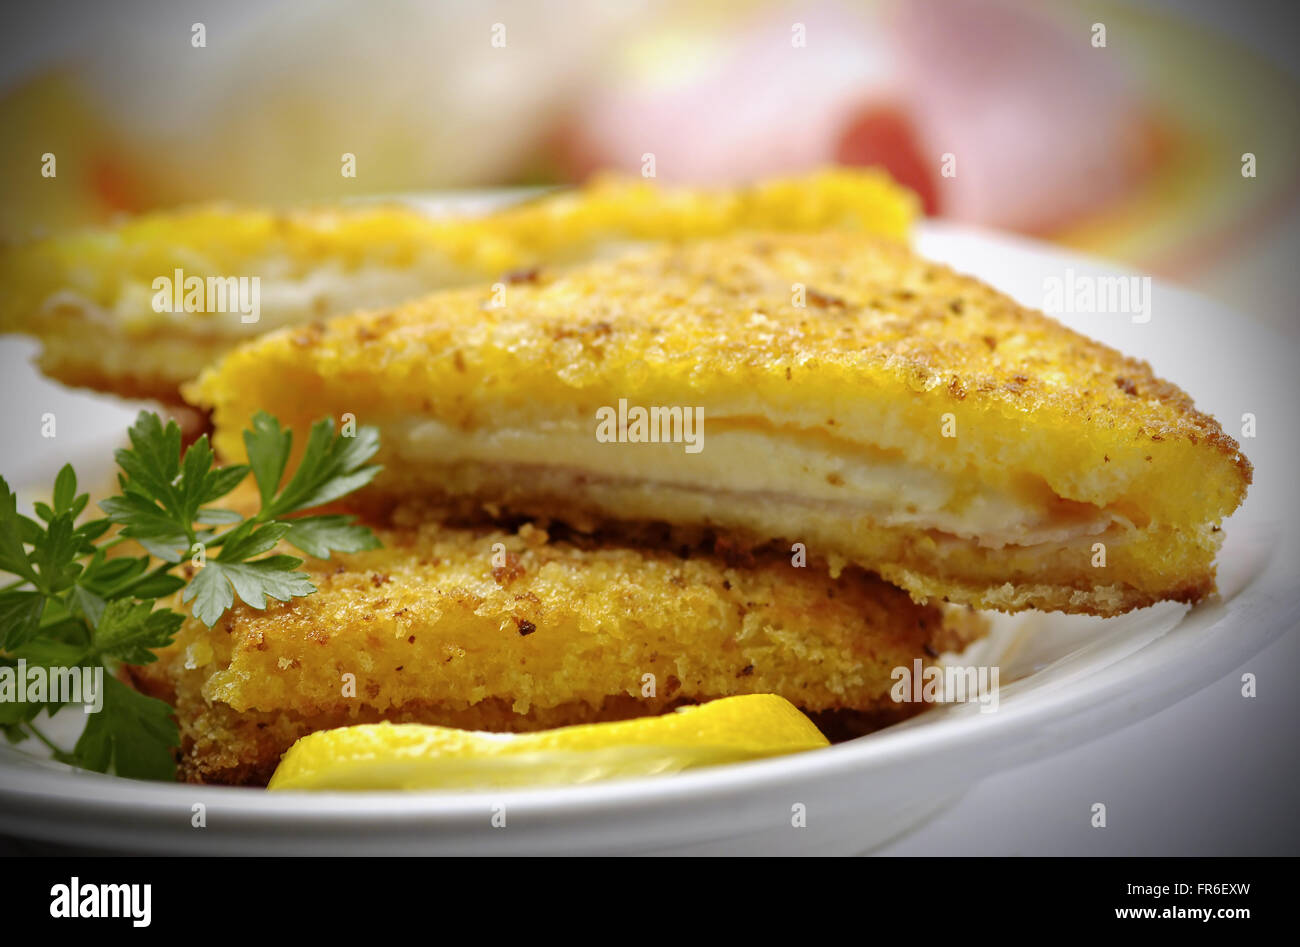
[1,577,27,593]
[24,722,68,758]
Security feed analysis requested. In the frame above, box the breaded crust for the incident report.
[0,170,915,402]
[127,511,984,785]
[190,233,1251,615]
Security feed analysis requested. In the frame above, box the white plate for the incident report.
[0,218,1296,855]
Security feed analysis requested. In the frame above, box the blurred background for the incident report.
[2,0,1298,329]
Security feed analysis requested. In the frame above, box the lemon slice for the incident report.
[267,695,829,791]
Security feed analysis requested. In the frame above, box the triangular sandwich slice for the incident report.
[189,233,1251,616]
[0,169,914,403]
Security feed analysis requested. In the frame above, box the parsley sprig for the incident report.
[0,410,381,779]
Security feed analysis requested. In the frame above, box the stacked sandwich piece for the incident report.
[5,172,1249,785]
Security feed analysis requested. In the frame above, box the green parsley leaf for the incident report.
[285,514,383,559]
[68,584,106,629]
[261,415,382,516]
[2,409,382,780]
[98,491,194,563]
[0,590,45,650]
[0,657,49,728]
[113,412,183,511]
[78,551,149,592]
[29,513,82,594]
[51,463,78,514]
[0,477,39,583]
[183,556,315,627]
[211,519,293,562]
[88,599,185,666]
[243,411,293,507]
[73,676,178,781]
[8,636,85,668]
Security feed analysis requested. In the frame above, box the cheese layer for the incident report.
[393,417,1125,550]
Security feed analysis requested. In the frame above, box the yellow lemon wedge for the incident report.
[267,695,829,791]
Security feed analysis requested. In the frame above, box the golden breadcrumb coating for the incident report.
[126,509,984,786]
[190,233,1250,615]
[0,169,916,402]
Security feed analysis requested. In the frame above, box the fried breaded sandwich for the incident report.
[189,233,1251,616]
[0,169,914,403]
[127,506,983,785]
